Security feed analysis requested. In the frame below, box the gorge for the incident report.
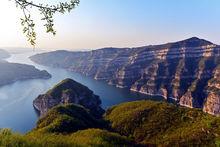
[30,37,220,116]
[0,51,148,133]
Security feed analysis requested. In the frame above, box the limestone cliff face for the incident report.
[33,78,104,118]
[30,37,220,116]
[203,93,220,116]
[203,65,220,116]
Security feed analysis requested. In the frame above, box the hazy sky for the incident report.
[0,0,220,50]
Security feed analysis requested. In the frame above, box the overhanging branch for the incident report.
[12,0,80,46]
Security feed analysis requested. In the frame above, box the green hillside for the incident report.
[2,100,220,146]
[105,100,220,146]
[34,104,105,133]
[0,104,134,147]
[0,129,134,147]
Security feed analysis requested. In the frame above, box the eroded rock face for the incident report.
[203,65,220,115]
[203,93,220,116]
[30,37,220,116]
[33,78,104,118]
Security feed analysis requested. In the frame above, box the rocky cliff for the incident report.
[30,37,220,116]
[33,78,104,118]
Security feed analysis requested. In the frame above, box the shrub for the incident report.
[104,100,220,146]
[35,104,105,133]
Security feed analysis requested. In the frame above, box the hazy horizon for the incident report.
[1,36,219,52]
[1,0,220,50]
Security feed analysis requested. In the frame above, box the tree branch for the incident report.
[12,0,80,46]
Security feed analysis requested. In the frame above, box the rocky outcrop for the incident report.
[203,93,220,116]
[0,61,51,86]
[30,37,220,116]
[33,78,105,118]
[203,65,220,116]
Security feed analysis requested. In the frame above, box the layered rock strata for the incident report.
[30,37,220,116]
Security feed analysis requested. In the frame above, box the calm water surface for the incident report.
[0,51,161,133]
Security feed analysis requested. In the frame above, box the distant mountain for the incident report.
[33,78,104,118]
[30,37,220,116]
[0,49,10,59]
[0,61,51,86]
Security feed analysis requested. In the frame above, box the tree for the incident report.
[14,0,80,46]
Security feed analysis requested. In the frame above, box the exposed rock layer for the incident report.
[30,37,220,116]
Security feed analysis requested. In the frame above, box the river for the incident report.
[0,51,160,133]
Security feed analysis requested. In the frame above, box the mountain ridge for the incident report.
[30,37,220,116]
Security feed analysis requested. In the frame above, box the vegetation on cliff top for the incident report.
[0,128,133,147]
[2,100,220,146]
[34,78,104,119]
[105,100,220,146]
[34,104,105,133]
[0,104,133,147]
[46,78,94,100]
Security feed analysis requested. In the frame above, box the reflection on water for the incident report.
[0,51,162,133]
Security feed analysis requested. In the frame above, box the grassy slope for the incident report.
[104,100,220,146]
[0,129,134,147]
[46,78,94,100]
[0,104,134,147]
[2,100,220,146]
[34,104,103,133]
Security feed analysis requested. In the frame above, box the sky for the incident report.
[0,0,220,50]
